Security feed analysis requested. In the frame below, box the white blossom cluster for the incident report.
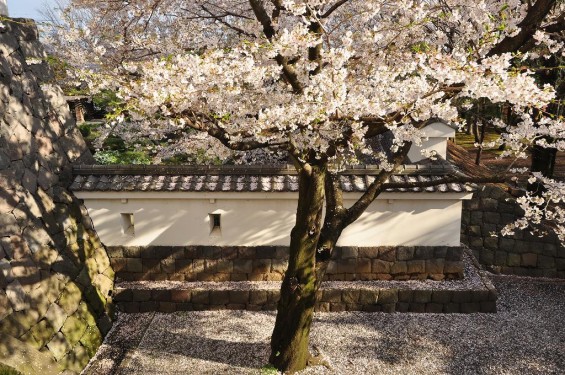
[44,0,564,240]
[502,173,565,242]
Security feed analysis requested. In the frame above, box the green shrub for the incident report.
[78,124,92,137]
[94,150,151,165]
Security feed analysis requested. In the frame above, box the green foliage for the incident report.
[162,150,223,166]
[78,124,91,138]
[45,55,88,96]
[410,41,430,53]
[260,364,279,375]
[103,137,127,151]
[92,90,122,113]
[94,150,151,165]
[0,363,21,375]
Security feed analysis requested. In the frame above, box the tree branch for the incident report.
[306,9,323,75]
[249,0,304,94]
[382,175,504,190]
[343,142,412,226]
[169,109,288,151]
[249,0,277,38]
[487,0,557,56]
[542,13,565,33]
[270,0,284,20]
[321,0,352,19]
[199,5,256,38]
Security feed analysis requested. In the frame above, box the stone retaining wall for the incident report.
[108,245,464,282]
[0,19,113,373]
[462,185,565,278]
[114,284,497,314]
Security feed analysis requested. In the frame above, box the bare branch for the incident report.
[270,0,284,20]
[249,0,277,38]
[343,142,412,226]
[321,0,352,19]
[200,5,256,37]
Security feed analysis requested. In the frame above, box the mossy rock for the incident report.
[79,325,103,357]
[58,282,84,315]
[61,315,88,346]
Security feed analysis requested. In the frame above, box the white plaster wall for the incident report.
[408,137,448,162]
[408,121,456,162]
[421,122,456,138]
[78,191,469,247]
[340,198,463,246]
[0,0,7,16]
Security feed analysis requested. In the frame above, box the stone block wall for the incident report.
[113,280,497,314]
[107,245,464,282]
[0,19,114,373]
[462,185,565,278]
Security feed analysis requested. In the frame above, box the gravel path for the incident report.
[84,275,565,375]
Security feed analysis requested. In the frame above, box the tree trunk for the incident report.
[474,118,486,165]
[528,143,557,193]
[270,164,326,373]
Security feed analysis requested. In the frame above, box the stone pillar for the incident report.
[0,0,7,16]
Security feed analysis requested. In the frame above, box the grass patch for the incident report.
[454,131,500,149]
[260,364,279,375]
[454,131,506,157]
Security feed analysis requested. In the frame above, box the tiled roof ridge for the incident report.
[73,163,455,176]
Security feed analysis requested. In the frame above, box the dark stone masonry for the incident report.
[112,251,497,314]
[0,19,114,373]
[107,245,465,283]
[462,185,565,278]
[114,284,497,314]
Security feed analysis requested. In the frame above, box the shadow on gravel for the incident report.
[87,278,565,375]
[133,335,269,369]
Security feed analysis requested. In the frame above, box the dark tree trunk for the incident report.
[269,144,411,373]
[528,143,557,193]
[270,164,326,373]
[472,116,486,165]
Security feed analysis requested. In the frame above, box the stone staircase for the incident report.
[113,251,498,314]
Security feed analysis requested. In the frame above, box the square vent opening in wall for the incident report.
[121,213,135,236]
[209,213,221,236]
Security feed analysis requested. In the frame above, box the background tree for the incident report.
[44,0,564,372]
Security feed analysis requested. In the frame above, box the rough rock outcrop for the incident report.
[0,18,114,373]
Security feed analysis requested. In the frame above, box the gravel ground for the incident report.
[84,275,565,375]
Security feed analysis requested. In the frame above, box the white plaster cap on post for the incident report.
[0,0,7,16]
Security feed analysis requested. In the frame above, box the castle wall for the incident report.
[0,19,114,373]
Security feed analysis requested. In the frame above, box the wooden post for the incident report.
[75,101,85,124]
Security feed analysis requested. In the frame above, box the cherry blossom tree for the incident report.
[44,0,564,372]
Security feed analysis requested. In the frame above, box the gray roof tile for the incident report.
[70,165,475,194]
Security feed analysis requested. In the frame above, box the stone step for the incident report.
[113,252,497,314]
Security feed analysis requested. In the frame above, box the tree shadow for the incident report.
[309,277,565,374]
